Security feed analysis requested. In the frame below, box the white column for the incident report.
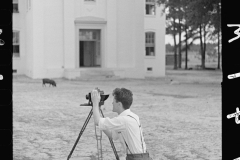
[106,0,118,68]
[63,0,76,69]
[31,0,45,78]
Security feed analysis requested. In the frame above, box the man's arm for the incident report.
[91,90,113,139]
[102,129,113,139]
[91,90,101,126]
[93,104,100,126]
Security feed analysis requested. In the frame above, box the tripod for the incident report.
[67,101,120,160]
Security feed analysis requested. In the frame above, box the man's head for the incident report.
[112,88,133,114]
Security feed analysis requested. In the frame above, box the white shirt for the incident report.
[98,109,147,155]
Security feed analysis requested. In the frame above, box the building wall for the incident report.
[144,4,166,77]
[114,0,145,78]
[13,0,165,79]
[77,0,107,19]
[13,0,27,75]
[44,0,64,77]
[106,0,117,68]
[63,0,76,70]
[72,0,145,78]
[31,0,45,78]
[74,0,107,69]
[116,0,135,68]
[119,0,145,78]
[25,0,34,77]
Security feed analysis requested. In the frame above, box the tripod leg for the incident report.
[100,139,103,160]
[67,108,93,160]
[99,109,120,160]
[95,124,103,160]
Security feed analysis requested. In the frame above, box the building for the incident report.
[13,0,166,79]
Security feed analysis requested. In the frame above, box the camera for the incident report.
[85,88,109,106]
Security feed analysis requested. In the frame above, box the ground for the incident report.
[13,68,222,160]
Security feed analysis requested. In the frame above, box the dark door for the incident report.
[80,41,84,67]
[80,41,95,67]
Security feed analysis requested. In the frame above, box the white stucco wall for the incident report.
[120,0,145,78]
[144,4,166,77]
[74,0,107,69]
[73,0,145,78]
[25,0,34,77]
[105,0,145,79]
[44,0,64,77]
[77,0,106,18]
[13,0,27,75]
[116,0,135,69]
[133,0,146,78]
[63,0,75,70]
[31,0,45,78]
[106,0,117,68]
[13,0,165,79]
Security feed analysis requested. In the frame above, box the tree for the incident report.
[181,0,199,69]
[209,0,221,69]
[157,0,185,69]
[184,0,222,69]
[181,28,199,69]
[158,0,222,70]
[177,7,183,69]
[165,8,178,69]
[186,0,211,69]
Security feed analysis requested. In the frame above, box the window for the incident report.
[147,67,153,71]
[146,0,156,15]
[13,31,20,57]
[13,0,19,13]
[80,30,100,41]
[145,32,155,56]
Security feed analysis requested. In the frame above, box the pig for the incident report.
[42,78,57,87]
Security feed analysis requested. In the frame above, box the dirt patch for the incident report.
[13,69,222,160]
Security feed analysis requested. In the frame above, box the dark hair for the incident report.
[112,88,133,110]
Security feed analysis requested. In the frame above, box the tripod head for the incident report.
[80,88,109,107]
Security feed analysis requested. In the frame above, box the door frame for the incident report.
[75,18,106,69]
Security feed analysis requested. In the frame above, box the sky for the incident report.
[165,35,174,45]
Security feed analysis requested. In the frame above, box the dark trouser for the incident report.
[126,152,152,160]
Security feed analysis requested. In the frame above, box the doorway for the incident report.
[79,29,101,67]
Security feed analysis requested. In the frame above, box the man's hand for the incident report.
[91,89,101,106]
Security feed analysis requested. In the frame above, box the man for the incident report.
[91,88,152,160]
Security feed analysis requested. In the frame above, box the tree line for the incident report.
[157,0,221,70]
[166,43,218,53]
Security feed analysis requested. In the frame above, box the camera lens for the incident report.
[86,93,91,101]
